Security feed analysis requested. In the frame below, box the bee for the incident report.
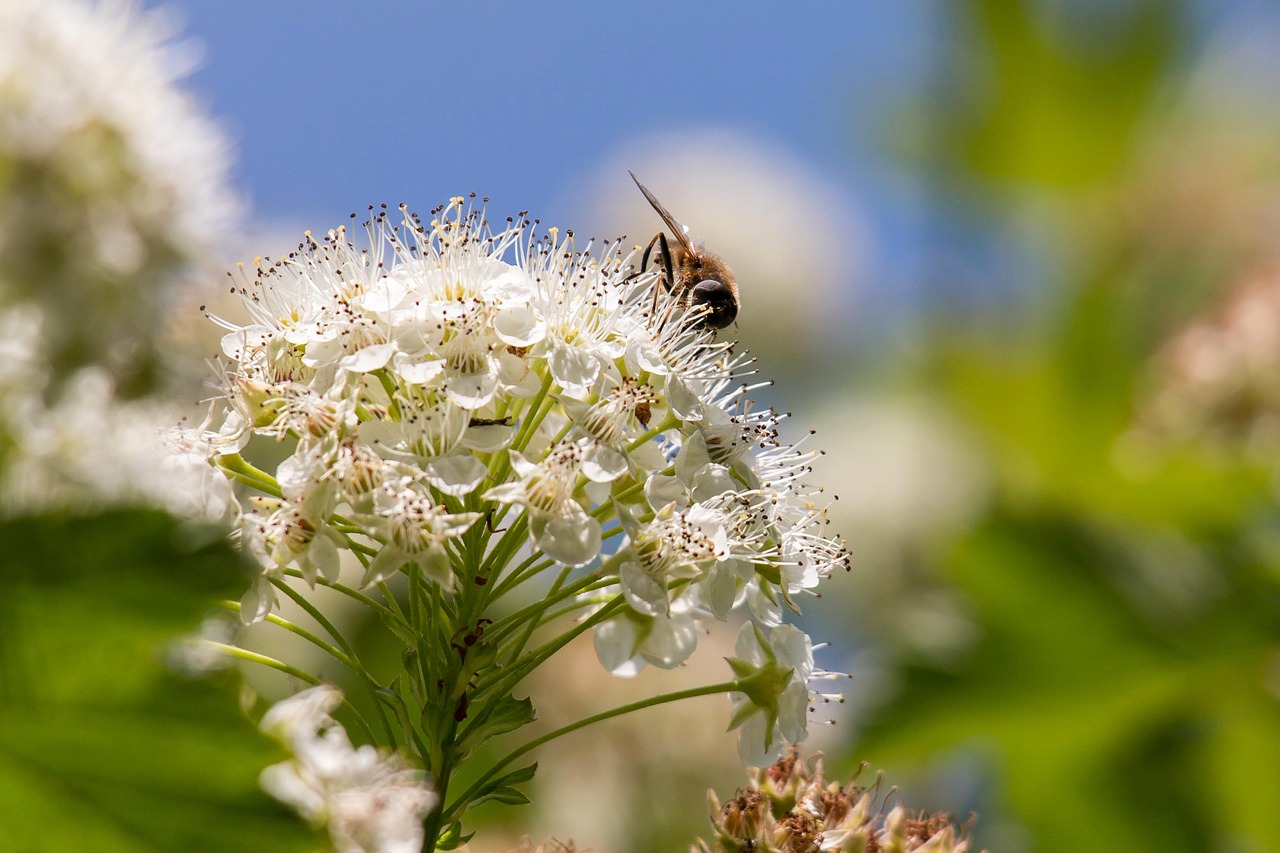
[629,171,739,330]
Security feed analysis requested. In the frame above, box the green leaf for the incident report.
[467,762,538,808]
[895,0,1179,189]
[456,694,535,755]
[0,509,318,852]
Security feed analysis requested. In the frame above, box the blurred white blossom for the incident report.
[0,0,238,385]
[0,318,235,518]
[259,685,438,853]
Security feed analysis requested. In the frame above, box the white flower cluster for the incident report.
[260,685,438,853]
[0,0,237,383]
[0,306,233,517]
[0,0,239,516]
[203,198,847,748]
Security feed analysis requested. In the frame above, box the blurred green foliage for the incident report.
[847,1,1280,851]
[918,0,1178,189]
[0,510,317,852]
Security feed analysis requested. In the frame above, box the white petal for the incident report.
[221,326,270,359]
[626,339,668,375]
[499,351,543,398]
[644,473,686,511]
[620,561,668,617]
[747,581,782,627]
[392,354,445,385]
[666,375,704,422]
[594,617,642,676]
[444,369,499,410]
[582,444,628,483]
[239,575,273,625]
[362,547,406,587]
[629,439,667,472]
[358,273,412,313]
[418,547,455,591]
[692,464,736,502]
[548,344,599,400]
[433,512,482,539]
[260,762,327,823]
[733,620,767,665]
[481,481,525,505]
[736,711,777,768]
[675,432,713,487]
[259,683,343,740]
[480,259,536,302]
[276,452,316,499]
[771,624,814,680]
[639,614,698,669]
[701,561,737,621]
[493,304,545,347]
[778,680,810,744]
[533,511,602,568]
[425,454,488,496]
[340,342,395,373]
[507,450,536,478]
[583,478,611,505]
[310,532,341,584]
[462,422,514,453]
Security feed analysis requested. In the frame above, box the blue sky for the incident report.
[162,2,931,238]
[156,0,1277,349]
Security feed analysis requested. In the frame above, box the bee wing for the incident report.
[629,171,696,254]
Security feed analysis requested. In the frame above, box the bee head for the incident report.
[690,279,738,329]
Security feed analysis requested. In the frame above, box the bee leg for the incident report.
[645,232,682,331]
[657,231,676,293]
[639,231,663,276]
[652,232,688,334]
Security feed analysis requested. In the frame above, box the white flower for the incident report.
[358,477,480,589]
[259,686,438,853]
[328,774,440,853]
[726,622,816,767]
[591,599,701,675]
[482,443,602,568]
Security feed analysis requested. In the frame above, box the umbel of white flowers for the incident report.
[195,197,848,777]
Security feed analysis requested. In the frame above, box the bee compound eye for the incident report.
[690,279,738,328]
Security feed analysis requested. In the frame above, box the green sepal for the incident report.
[434,822,475,851]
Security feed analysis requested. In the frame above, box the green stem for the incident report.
[443,679,741,824]
[215,453,282,497]
[218,600,354,669]
[484,572,612,650]
[269,576,396,746]
[280,569,404,626]
[506,565,571,659]
[467,596,625,735]
[199,640,320,684]
[485,547,549,602]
